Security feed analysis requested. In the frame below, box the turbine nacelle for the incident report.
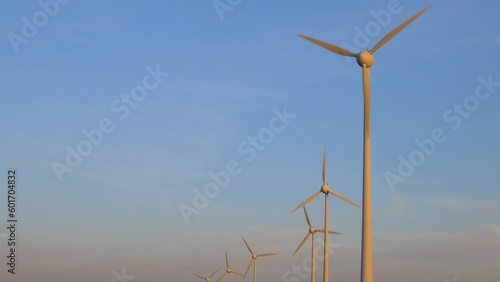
[321,184,330,194]
[309,227,317,234]
[227,269,231,274]
[252,254,257,259]
[356,51,374,68]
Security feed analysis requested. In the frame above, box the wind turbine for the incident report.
[293,205,341,282]
[291,148,360,282]
[242,237,277,282]
[216,252,244,282]
[194,268,220,282]
[296,6,430,282]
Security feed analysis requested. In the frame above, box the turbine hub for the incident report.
[252,254,257,259]
[227,269,231,273]
[206,279,210,282]
[321,184,330,194]
[356,51,374,68]
[309,227,316,234]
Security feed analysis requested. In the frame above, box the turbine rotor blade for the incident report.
[193,274,205,280]
[317,229,342,235]
[370,5,430,54]
[216,273,227,282]
[244,259,253,277]
[303,206,312,228]
[242,237,254,255]
[328,188,360,208]
[209,268,220,279]
[257,253,277,257]
[298,34,356,57]
[233,272,245,277]
[225,251,229,268]
[293,233,310,255]
[290,192,321,214]
[323,147,327,185]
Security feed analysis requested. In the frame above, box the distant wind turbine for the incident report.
[194,268,220,282]
[291,148,359,282]
[242,237,277,282]
[217,252,244,282]
[297,6,430,282]
[293,205,341,282]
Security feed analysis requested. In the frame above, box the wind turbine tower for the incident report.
[291,148,360,282]
[297,6,430,282]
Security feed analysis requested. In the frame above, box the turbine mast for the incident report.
[323,193,329,282]
[312,233,315,282]
[361,65,373,282]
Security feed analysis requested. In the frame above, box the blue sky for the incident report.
[0,0,499,281]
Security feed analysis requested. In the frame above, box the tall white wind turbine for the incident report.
[291,148,360,282]
[216,252,244,282]
[242,237,277,282]
[297,6,430,282]
[194,268,220,282]
[293,205,341,282]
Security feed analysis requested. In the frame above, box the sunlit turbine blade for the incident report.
[369,5,430,54]
[298,34,357,57]
[328,188,360,208]
[303,206,312,228]
[323,147,327,185]
[257,253,277,257]
[216,273,227,282]
[193,274,205,280]
[317,229,342,235]
[293,233,310,255]
[244,259,254,277]
[242,237,254,255]
[209,268,220,279]
[225,251,229,268]
[290,191,322,214]
[233,272,245,277]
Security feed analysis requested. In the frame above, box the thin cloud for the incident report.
[489,224,500,234]
[415,197,462,207]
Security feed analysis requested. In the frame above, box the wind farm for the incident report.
[292,205,341,282]
[290,148,359,282]
[5,0,500,281]
[297,6,430,282]
[191,5,436,282]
